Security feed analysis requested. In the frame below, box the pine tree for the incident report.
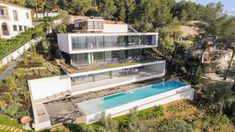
[97,0,117,20]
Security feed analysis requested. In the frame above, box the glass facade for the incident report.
[71,35,155,50]
[70,49,144,65]
[71,68,141,85]
[71,53,89,65]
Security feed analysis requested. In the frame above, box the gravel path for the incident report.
[0,61,17,81]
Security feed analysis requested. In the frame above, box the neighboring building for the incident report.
[0,1,33,39]
[28,17,194,131]
[33,12,59,19]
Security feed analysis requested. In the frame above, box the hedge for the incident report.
[0,23,46,60]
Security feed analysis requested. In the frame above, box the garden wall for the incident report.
[0,37,42,67]
[84,85,194,123]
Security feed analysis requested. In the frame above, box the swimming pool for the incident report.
[78,80,190,115]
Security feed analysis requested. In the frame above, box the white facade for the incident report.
[57,33,158,54]
[102,23,128,33]
[0,2,33,39]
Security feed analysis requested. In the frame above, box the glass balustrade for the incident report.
[71,35,156,50]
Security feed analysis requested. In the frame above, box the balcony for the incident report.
[69,48,163,71]
[70,61,166,94]
[70,34,157,53]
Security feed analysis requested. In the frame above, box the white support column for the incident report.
[88,53,93,64]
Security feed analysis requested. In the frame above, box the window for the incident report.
[19,25,22,31]
[88,21,94,29]
[93,52,105,62]
[72,37,87,49]
[94,21,103,29]
[13,25,17,31]
[0,9,4,16]
[71,53,88,64]
[24,26,27,31]
[26,13,29,19]
[87,36,96,48]
[95,36,104,48]
[104,36,112,47]
[13,10,18,21]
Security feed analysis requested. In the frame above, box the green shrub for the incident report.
[138,105,164,120]
[0,24,46,60]
[157,119,193,132]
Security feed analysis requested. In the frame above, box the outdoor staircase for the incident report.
[128,24,138,33]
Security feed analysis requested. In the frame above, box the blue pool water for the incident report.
[78,80,189,115]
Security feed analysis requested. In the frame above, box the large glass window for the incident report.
[71,35,154,50]
[112,51,126,61]
[104,36,112,47]
[88,21,94,29]
[71,53,88,64]
[104,52,112,62]
[111,36,118,46]
[72,37,78,49]
[87,36,96,48]
[142,35,152,45]
[93,52,105,62]
[72,37,88,49]
[96,36,104,48]
[117,36,125,47]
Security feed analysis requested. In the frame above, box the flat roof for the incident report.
[58,32,158,36]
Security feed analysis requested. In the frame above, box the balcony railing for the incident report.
[71,56,159,70]
[71,35,156,51]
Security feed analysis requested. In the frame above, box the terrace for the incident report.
[35,78,164,126]
[68,60,165,94]
[71,35,157,51]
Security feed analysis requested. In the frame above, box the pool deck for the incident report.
[32,78,195,130]
[35,78,164,127]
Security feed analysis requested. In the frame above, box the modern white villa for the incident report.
[28,17,194,131]
[0,1,33,39]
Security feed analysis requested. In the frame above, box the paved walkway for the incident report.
[0,61,17,81]
[0,124,24,132]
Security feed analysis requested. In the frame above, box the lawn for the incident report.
[63,61,141,73]
[0,114,23,128]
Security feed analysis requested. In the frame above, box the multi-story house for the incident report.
[56,17,165,94]
[0,1,33,39]
[28,17,194,131]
